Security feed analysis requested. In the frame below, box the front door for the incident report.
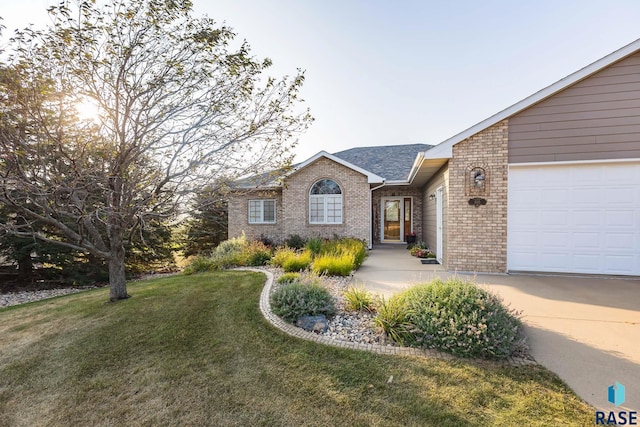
[381,197,412,242]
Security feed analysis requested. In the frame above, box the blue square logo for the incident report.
[608,382,625,407]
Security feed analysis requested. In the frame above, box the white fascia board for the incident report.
[406,152,425,183]
[422,143,452,160]
[291,150,385,183]
[431,38,640,155]
[382,180,412,185]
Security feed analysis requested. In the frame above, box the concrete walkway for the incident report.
[354,245,640,412]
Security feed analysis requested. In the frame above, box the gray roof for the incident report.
[233,143,432,188]
[332,143,432,181]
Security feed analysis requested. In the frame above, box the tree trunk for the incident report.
[108,227,129,301]
[16,251,33,283]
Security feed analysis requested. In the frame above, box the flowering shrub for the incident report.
[411,248,436,259]
[400,278,523,359]
[270,279,336,323]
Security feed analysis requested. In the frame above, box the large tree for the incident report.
[182,187,228,257]
[0,0,311,300]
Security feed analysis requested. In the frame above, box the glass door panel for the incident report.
[384,200,401,241]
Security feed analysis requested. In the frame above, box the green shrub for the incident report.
[305,237,323,255]
[183,234,252,273]
[339,238,367,268]
[183,256,221,275]
[285,234,307,250]
[373,295,415,345]
[277,272,301,284]
[270,280,336,323]
[271,246,297,268]
[318,237,367,269]
[282,250,312,272]
[215,234,248,256]
[343,285,375,312]
[311,253,354,276]
[244,241,272,266]
[401,278,522,359]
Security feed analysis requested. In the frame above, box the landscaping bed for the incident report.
[185,234,531,361]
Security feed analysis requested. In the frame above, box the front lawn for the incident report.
[0,272,593,426]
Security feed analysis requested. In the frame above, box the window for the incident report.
[248,199,276,224]
[309,179,343,224]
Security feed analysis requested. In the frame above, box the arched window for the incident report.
[309,179,343,224]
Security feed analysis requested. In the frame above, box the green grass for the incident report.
[0,272,593,426]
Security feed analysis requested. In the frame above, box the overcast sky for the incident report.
[3,1,640,161]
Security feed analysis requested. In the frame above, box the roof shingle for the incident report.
[332,143,432,181]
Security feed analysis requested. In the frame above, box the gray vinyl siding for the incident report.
[509,52,640,163]
[422,163,448,267]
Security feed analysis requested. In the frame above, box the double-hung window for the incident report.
[248,199,276,224]
[309,179,342,224]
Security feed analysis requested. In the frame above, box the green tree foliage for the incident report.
[0,0,311,300]
[182,188,228,257]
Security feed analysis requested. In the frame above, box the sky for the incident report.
[2,1,640,162]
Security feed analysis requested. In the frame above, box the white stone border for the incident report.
[240,268,536,367]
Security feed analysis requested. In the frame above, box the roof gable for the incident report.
[425,38,640,160]
[291,151,385,183]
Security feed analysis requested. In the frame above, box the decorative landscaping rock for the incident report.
[296,315,329,333]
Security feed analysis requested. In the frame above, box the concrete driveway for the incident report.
[354,245,640,412]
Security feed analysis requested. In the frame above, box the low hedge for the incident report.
[374,277,524,359]
[270,279,336,323]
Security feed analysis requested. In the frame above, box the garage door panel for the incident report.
[605,210,635,226]
[541,232,570,248]
[541,211,568,226]
[540,253,571,269]
[510,253,539,268]
[604,255,635,273]
[508,162,640,276]
[573,211,601,227]
[607,187,636,204]
[510,211,538,227]
[511,189,540,204]
[573,254,602,271]
[573,232,601,248]
[544,189,571,204]
[572,166,603,183]
[572,187,603,202]
[604,233,635,249]
[509,230,538,246]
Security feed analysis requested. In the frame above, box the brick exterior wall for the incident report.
[282,157,371,244]
[447,120,508,273]
[371,186,422,243]
[227,189,284,244]
[228,156,372,245]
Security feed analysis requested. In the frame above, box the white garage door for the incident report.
[508,161,640,276]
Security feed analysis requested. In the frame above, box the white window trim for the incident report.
[248,199,276,224]
[309,194,343,224]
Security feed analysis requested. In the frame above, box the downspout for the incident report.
[369,180,386,249]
